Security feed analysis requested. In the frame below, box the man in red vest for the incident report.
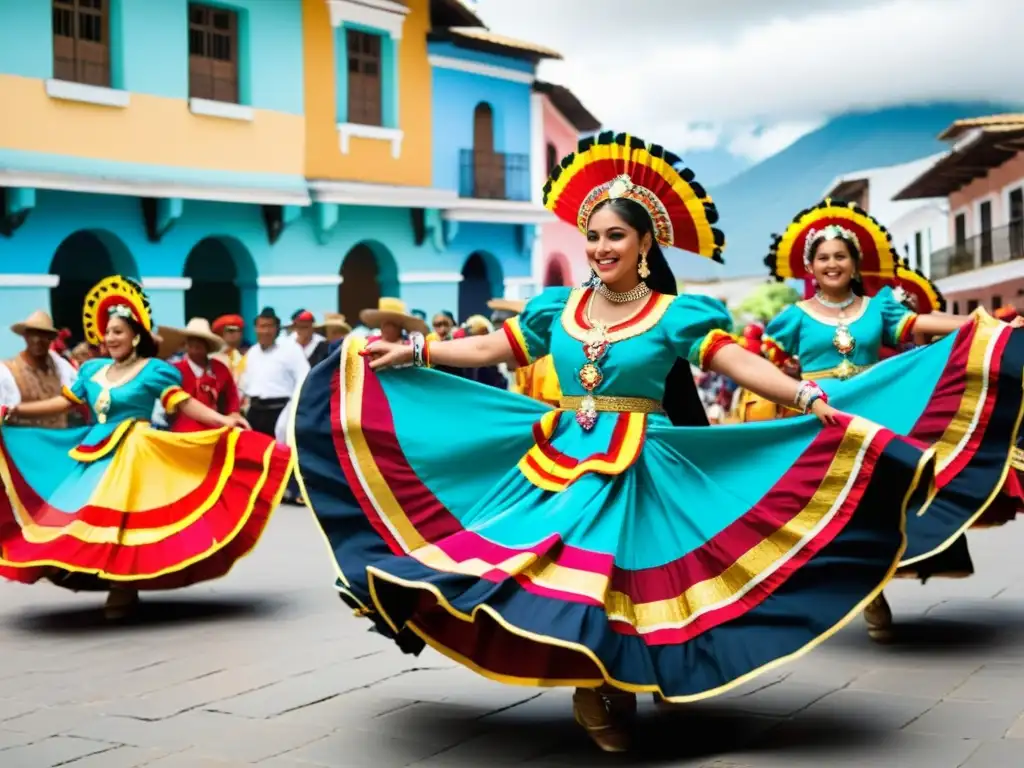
[170,318,241,432]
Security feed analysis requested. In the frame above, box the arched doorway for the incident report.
[183,237,257,325]
[458,252,503,321]
[472,102,504,199]
[339,241,400,325]
[544,252,572,287]
[49,230,138,344]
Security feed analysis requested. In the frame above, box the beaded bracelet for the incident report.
[409,332,426,368]
[794,380,828,413]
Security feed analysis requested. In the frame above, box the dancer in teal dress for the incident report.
[764,199,1024,641]
[0,277,293,620]
[292,133,936,752]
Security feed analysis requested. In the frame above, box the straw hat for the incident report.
[155,325,187,360]
[182,318,225,354]
[11,310,59,337]
[359,298,429,335]
[315,312,352,334]
[486,298,526,315]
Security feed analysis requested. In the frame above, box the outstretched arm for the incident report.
[912,312,970,338]
[915,312,1024,338]
[177,397,249,429]
[3,396,72,419]
[708,344,837,424]
[364,331,515,371]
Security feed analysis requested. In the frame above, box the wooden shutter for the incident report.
[472,103,505,198]
[346,30,382,126]
[188,4,239,103]
[52,0,110,87]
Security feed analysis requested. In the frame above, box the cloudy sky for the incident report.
[472,0,1022,168]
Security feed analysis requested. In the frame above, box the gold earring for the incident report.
[638,251,650,279]
[131,336,140,348]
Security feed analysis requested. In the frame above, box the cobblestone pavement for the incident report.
[3,508,1024,767]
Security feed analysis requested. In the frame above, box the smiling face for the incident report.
[104,316,136,362]
[810,237,857,295]
[585,204,653,290]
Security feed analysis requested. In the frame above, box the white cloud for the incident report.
[726,121,826,162]
[475,0,1021,155]
[671,124,723,152]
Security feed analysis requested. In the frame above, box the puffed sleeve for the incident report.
[503,286,572,364]
[763,304,803,366]
[62,359,98,405]
[875,286,919,346]
[663,295,737,370]
[147,359,192,415]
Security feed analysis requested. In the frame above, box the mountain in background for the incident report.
[675,147,753,188]
[667,102,1021,281]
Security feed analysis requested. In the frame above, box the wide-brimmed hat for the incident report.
[315,312,352,334]
[154,325,187,360]
[359,298,429,335]
[486,298,526,315]
[11,309,59,337]
[182,318,225,353]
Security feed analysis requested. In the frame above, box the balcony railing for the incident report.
[929,219,1024,280]
[458,149,531,202]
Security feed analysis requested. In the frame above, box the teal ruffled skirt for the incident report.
[291,336,939,701]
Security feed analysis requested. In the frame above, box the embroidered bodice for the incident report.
[764,288,917,376]
[506,287,733,404]
[63,358,187,446]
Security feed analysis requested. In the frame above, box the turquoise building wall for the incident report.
[0,5,548,357]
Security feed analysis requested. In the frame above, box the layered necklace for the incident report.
[815,291,858,378]
[596,281,650,304]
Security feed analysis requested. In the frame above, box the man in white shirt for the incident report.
[240,307,309,439]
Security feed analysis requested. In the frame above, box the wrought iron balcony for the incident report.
[458,149,531,202]
[928,219,1024,279]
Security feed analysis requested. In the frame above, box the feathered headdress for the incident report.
[82,275,153,346]
[893,259,946,313]
[542,131,725,261]
[766,198,899,295]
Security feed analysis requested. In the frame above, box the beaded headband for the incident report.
[803,224,862,266]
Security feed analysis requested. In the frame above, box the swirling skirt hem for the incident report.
[0,432,293,589]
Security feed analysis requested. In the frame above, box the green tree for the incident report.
[738,282,800,322]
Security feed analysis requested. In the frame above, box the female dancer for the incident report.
[0,276,293,619]
[292,134,936,752]
[763,199,1024,640]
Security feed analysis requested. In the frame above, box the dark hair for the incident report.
[807,234,864,296]
[108,312,158,359]
[590,197,709,427]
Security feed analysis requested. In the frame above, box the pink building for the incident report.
[531,81,600,289]
[896,115,1024,314]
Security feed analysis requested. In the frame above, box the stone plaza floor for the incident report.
[2,507,1024,766]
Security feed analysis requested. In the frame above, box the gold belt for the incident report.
[800,362,873,381]
[559,395,664,414]
[1012,447,1024,472]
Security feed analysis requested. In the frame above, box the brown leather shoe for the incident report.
[572,688,631,753]
[864,592,893,642]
